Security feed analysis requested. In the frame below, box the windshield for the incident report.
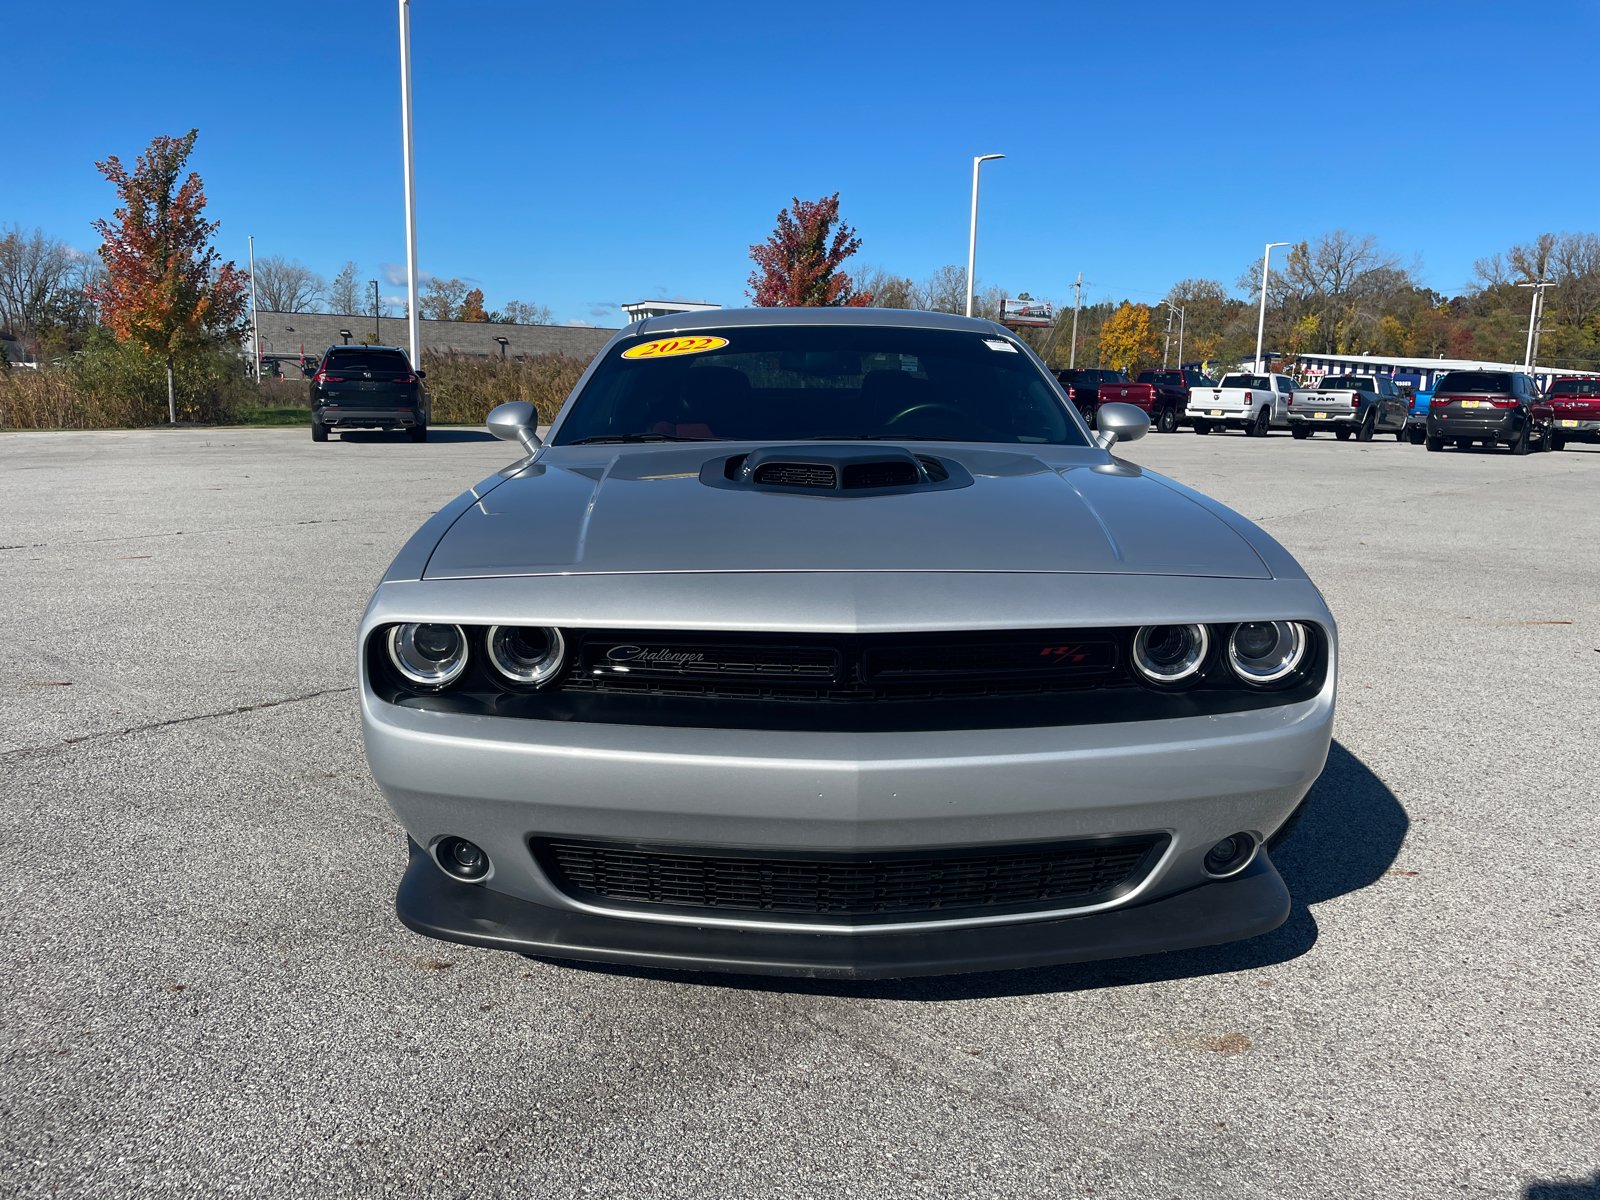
[1550,377,1600,396]
[554,326,1088,445]
[1435,372,1512,394]
[1320,376,1375,391]
[1220,374,1271,389]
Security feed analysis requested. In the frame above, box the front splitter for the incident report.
[394,839,1290,980]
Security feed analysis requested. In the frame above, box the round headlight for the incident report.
[1227,621,1308,684]
[1131,624,1209,685]
[387,623,469,687]
[486,625,567,686]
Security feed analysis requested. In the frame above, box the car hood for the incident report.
[421,446,1270,580]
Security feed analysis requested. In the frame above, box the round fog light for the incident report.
[1227,621,1308,684]
[387,623,469,687]
[1131,624,1209,685]
[436,836,490,881]
[1204,833,1256,877]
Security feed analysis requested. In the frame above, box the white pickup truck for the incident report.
[1190,373,1298,436]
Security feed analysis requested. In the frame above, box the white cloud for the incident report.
[380,262,438,287]
[563,319,598,328]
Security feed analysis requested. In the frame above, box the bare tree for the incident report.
[252,256,326,312]
[0,225,76,345]
[492,300,553,325]
[327,261,363,315]
[853,266,916,309]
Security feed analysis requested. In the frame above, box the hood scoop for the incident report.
[703,446,972,497]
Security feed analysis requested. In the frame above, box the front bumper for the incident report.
[363,667,1333,973]
[396,837,1291,979]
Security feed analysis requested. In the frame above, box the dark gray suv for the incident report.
[309,346,431,443]
[1425,371,1555,455]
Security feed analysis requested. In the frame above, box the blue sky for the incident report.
[8,1,1594,326]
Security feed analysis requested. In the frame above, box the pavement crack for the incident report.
[1,687,356,758]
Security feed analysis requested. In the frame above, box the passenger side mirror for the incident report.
[1095,402,1149,449]
[416,369,426,379]
[486,401,543,453]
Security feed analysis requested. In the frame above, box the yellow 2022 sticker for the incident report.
[621,335,729,360]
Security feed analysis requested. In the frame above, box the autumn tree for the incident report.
[459,287,488,322]
[91,129,248,422]
[1098,302,1161,374]
[747,194,871,307]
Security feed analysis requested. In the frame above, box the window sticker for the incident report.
[983,338,1018,353]
[621,335,730,360]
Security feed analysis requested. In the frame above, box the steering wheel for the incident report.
[882,403,980,438]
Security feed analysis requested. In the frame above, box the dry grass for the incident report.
[422,351,590,426]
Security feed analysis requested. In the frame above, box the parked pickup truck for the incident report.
[1287,374,1409,441]
[1053,368,1129,426]
[1547,376,1600,450]
[1097,367,1214,433]
[1190,372,1297,436]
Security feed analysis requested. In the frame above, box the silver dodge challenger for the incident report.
[359,308,1335,979]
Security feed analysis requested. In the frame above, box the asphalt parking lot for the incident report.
[2,423,1597,1200]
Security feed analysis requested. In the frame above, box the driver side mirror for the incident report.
[1094,402,1149,449]
[486,401,543,454]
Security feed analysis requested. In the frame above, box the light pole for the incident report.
[398,0,420,367]
[1068,272,1084,369]
[371,280,381,342]
[1518,280,1549,372]
[965,154,1005,318]
[1254,242,1290,373]
[1162,303,1186,368]
[247,235,261,384]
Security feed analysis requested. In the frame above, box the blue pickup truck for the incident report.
[1404,386,1431,444]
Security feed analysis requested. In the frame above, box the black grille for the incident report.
[753,462,836,488]
[534,836,1164,923]
[843,460,919,489]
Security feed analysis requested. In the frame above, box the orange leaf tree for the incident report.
[747,194,872,307]
[1097,302,1161,375]
[91,129,248,421]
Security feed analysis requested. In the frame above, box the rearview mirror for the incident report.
[1095,402,1149,449]
[486,401,543,453]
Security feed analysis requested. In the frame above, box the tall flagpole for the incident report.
[399,0,420,365]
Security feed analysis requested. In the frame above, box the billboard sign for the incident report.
[1001,297,1054,327]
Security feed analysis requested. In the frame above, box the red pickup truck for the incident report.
[1548,376,1600,450]
[1094,367,1216,433]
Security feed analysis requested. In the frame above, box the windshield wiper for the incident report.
[567,433,720,445]
[804,434,971,441]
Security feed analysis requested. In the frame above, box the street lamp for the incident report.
[339,328,353,345]
[1254,242,1290,373]
[247,234,261,387]
[494,335,509,361]
[398,0,420,367]
[965,154,1005,318]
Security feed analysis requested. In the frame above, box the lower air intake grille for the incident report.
[533,836,1164,923]
[753,462,836,488]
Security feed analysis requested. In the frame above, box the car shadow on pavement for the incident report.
[337,428,497,443]
[542,740,1409,1000]
[1523,1175,1600,1200]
